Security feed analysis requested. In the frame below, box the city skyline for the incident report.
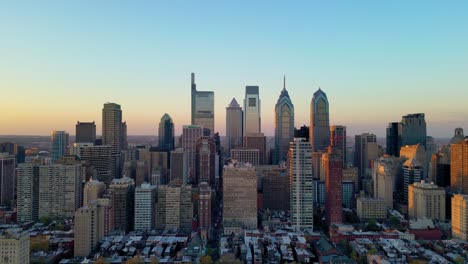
[1,2,467,137]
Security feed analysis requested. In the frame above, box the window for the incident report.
[248,98,256,107]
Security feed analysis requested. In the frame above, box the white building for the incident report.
[134,183,157,231]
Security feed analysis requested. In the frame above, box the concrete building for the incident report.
[451,194,468,240]
[356,197,387,220]
[323,148,343,225]
[309,88,330,152]
[0,229,29,263]
[330,125,347,167]
[75,121,96,144]
[262,167,290,211]
[230,148,260,166]
[134,183,157,231]
[170,148,188,185]
[80,145,117,186]
[198,181,212,240]
[51,130,69,162]
[243,133,266,165]
[191,73,215,135]
[289,138,314,230]
[226,98,243,153]
[156,184,193,231]
[83,178,106,205]
[223,162,257,234]
[451,139,468,194]
[408,181,445,221]
[196,136,216,185]
[243,86,261,135]
[181,125,203,184]
[109,177,135,232]
[158,113,175,152]
[0,153,15,207]
[373,156,401,208]
[17,164,40,222]
[274,77,295,164]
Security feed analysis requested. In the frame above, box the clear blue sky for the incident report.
[1,1,467,137]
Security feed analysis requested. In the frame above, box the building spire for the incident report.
[283,75,286,91]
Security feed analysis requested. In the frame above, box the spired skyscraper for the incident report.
[243,86,261,135]
[310,88,330,152]
[226,98,243,153]
[158,113,175,152]
[191,73,215,136]
[274,76,294,164]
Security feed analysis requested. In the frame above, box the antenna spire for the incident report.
[283,75,286,90]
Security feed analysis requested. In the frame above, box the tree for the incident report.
[455,256,464,264]
[366,219,381,232]
[200,255,213,264]
[368,247,378,255]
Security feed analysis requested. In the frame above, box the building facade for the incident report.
[0,230,30,263]
[158,113,175,152]
[243,86,261,135]
[323,148,343,225]
[451,139,468,194]
[0,153,15,207]
[76,121,96,144]
[134,183,157,231]
[191,73,215,135]
[109,177,135,232]
[330,125,347,167]
[408,181,445,220]
[226,98,243,153]
[452,194,468,240]
[181,125,203,184]
[274,78,294,165]
[309,88,330,152]
[196,136,216,185]
[51,130,69,162]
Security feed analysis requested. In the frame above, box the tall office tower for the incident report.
[386,122,402,157]
[294,125,310,141]
[135,161,147,187]
[274,77,295,165]
[226,98,243,153]
[289,138,314,230]
[230,148,260,165]
[243,86,261,135]
[134,183,156,231]
[223,163,257,234]
[190,73,215,135]
[121,121,128,150]
[102,103,122,152]
[51,131,69,162]
[373,156,400,208]
[400,143,427,187]
[309,88,330,152]
[181,125,203,184]
[401,113,427,149]
[17,164,40,222]
[158,113,175,152]
[262,167,290,211]
[0,230,30,263]
[243,133,267,164]
[312,151,324,180]
[196,136,216,185]
[109,177,135,232]
[0,142,25,164]
[0,153,15,207]
[74,199,112,257]
[451,139,468,194]
[403,158,424,204]
[80,145,117,186]
[408,181,446,220]
[429,153,451,188]
[343,167,359,193]
[452,194,468,240]
[451,128,465,144]
[323,148,343,225]
[155,185,193,231]
[170,148,188,185]
[83,178,106,205]
[330,125,347,167]
[198,181,212,240]
[76,121,96,144]
[354,133,378,179]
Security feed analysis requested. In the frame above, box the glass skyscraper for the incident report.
[190,73,215,135]
[243,86,261,135]
[158,113,175,152]
[310,88,330,152]
[274,77,294,165]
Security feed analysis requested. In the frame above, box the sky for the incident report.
[0,1,467,137]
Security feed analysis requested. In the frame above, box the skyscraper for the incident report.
[386,122,402,157]
[191,73,215,135]
[155,185,193,231]
[158,113,175,152]
[134,183,156,231]
[121,121,128,150]
[198,182,212,240]
[170,148,188,185]
[408,181,445,220]
[330,125,347,167]
[373,156,400,208]
[402,158,424,204]
[196,136,216,186]
[401,113,427,149]
[181,125,203,184]
[354,133,378,179]
[102,102,122,152]
[80,145,117,186]
[0,153,15,207]
[75,121,96,144]
[323,148,343,225]
[452,194,468,240]
[243,86,261,135]
[51,131,69,162]
[17,164,40,222]
[274,76,295,165]
[109,177,135,232]
[243,133,267,165]
[309,88,330,152]
[451,139,468,194]
[226,98,243,153]
[289,138,314,230]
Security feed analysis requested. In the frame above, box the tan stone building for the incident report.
[373,156,400,209]
[408,181,445,220]
[356,197,387,220]
[0,229,29,263]
[83,178,106,205]
[452,194,468,240]
[155,185,193,231]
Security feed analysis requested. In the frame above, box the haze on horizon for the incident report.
[1,1,467,138]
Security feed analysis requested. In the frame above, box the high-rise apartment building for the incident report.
[451,139,468,194]
[181,125,203,184]
[408,181,445,220]
[289,138,314,230]
[134,183,156,231]
[323,148,343,225]
[51,131,69,162]
[80,145,118,186]
[191,73,215,135]
[198,182,212,240]
[75,121,96,144]
[83,178,106,205]
[373,156,400,208]
[170,148,188,185]
[452,194,468,240]
[330,125,347,167]
[0,229,30,263]
[155,185,193,231]
[109,177,135,232]
[243,86,261,135]
[243,133,266,165]
[274,77,294,164]
[226,98,243,154]
[223,163,257,234]
[401,113,427,150]
[102,103,122,152]
[196,136,216,185]
[230,148,260,166]
[309,88,330,152]
[0,153,15,207]
[17,164,40,222]
[158,113,175,152]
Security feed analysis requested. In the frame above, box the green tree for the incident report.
[455,256,464,264]
[368,247,378,255]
